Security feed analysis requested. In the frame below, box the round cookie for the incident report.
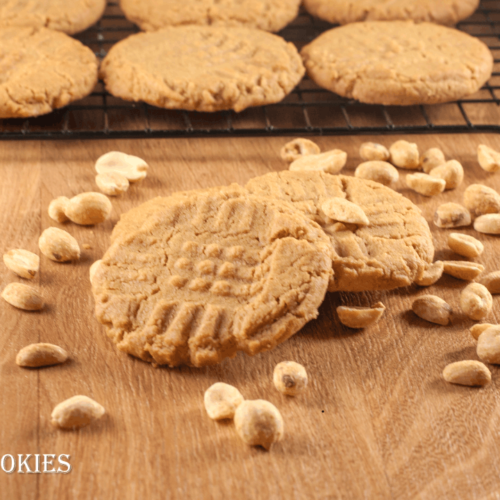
[120,0,301,32]
[92,188,332,367]
[0,27,98,118]
[100,26,305,112]
[301,21,493,106]
[0,0,106,34]
[303,0,479,26]
[245,171,434,292]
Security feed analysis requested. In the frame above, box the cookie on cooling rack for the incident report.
[303,0,479,26]
[0,0,106,34]
[0,27,98,119]
[92,187,332,367]
[120,0,301,32]
[100,26,304,112]
[301,21,493,106]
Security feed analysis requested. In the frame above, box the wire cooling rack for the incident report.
[1,0,499,139]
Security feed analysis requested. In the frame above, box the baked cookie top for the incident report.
[303,0,479,26]
[301,21,493,106]
[0,0,106,34]
[100,26,305,113]
[245,171,434,292]
[0,27,98,118]
[120,0,301,32]
[92,188,332,367]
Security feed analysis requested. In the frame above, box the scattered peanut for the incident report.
[433,203,471,229]
[1,283,44,311]
[337,302,385,328]
[460,283,492,321]
[477,326,500,364]
[429,160,464,190]
[280,138,320,162]
[48,196,70,223]
[65,192,112,225]
[414,261,444,287]
[96,172,129,196]
[273,361,308,396]
[442,261,484,281]
[321,198,369,226]
[289,149,347,175]
[204,382,244,420]
[3,249,39,279]
[420,148,446,174]
[234,400,284,450]
[89,259,102,285]
[51,395,105,430]
[471,323,496,340]
[411,295,452,326]
[477,144,500,173]
[16,343,68,368]
[443,361,491,387]
[95,151,148,182]
[448,233,484,258]
[39,227,80,262]
[389,140,419,169]
[359,142,390,162]
[474,214,500,235]
[354,161,399,187]
[464,184,500,217]
[406,173,445,196]
[480,271,500,294]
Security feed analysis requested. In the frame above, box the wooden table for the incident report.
[1,133,500,500]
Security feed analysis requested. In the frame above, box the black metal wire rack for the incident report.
[1,0,499,140]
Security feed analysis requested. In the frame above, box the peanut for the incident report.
[442,261,484,281]
[3,249,39,279]
[460,283,492,321]
[234,400,284,450]
[389,140,419,169]
[96,172,129,196]
[89,259,102,285]
[39,227,80,262]
[429,160,464,190]
[204,382,244,420]
[48,196,70,223]
[477,144,500,173]
[412,295,452,325]
[1,283,43,311]
[433,203,471,229]
[474,214,500,235]
[289,149,347,175]
[414,261,444,287]
[480,271,500,294]
[477,326,500,364]
[443,361,491,387]
[359,142,390,162]
[321,198,369,226]
[273,361,308,396]
[447,233,484,258]
[337,302,385,328]
[95,151,148,182]
[51,395,105,430]
[16,343,68,368]
[406,173,445,196]
[464,184,500,217]
[65,192,112,225]
[420,148,446,173]
[471,323,496,340]
[280,138,320,163]
[354,161,399,187]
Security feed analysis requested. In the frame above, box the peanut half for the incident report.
[337,302,386,328]
[39,227,80,262]
[447,233,484,258]
[477,326,500,364]
[96,172,129,196]
[480,271,500,294]
[51,395,105,430]
[16,343,68,368]
[1,283,43,311]
[464,184,500,217]
[414,261,444,287]
[204,382,244,420]
[460,283,492,321]
[280,138,320,163]
[95,151,148,182]
[321,198,369,226]
[443,361,491,387]
[89,259,102,285]
[470,323,496,340]
[273,361,308,396]
[289,149,347,175]
[3,249,39,279]
[433,203,471,229]
[389,140,419,169]
[65,192,112,225]
[359,142,390,162]
[429,160,464,190]
[420,148,446,173]
[442,261,484,281]
[48,196,70,223]
[412,295,452,325]
[477,144,500,173]
[406,173,445,196]
[474,214,500,235]
[354,161,399,187]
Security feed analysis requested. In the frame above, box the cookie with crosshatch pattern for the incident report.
[92,188,332,367]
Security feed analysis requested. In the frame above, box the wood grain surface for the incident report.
[1,134,500,500]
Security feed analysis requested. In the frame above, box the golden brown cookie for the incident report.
[245,171,434,292]
[303,0,479,26]
[120,0,301,32]
[0,27,98,118]
[301,21,493,106]
[92,188,332,367]
[100,26,304,112]
[0,0,106,34]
